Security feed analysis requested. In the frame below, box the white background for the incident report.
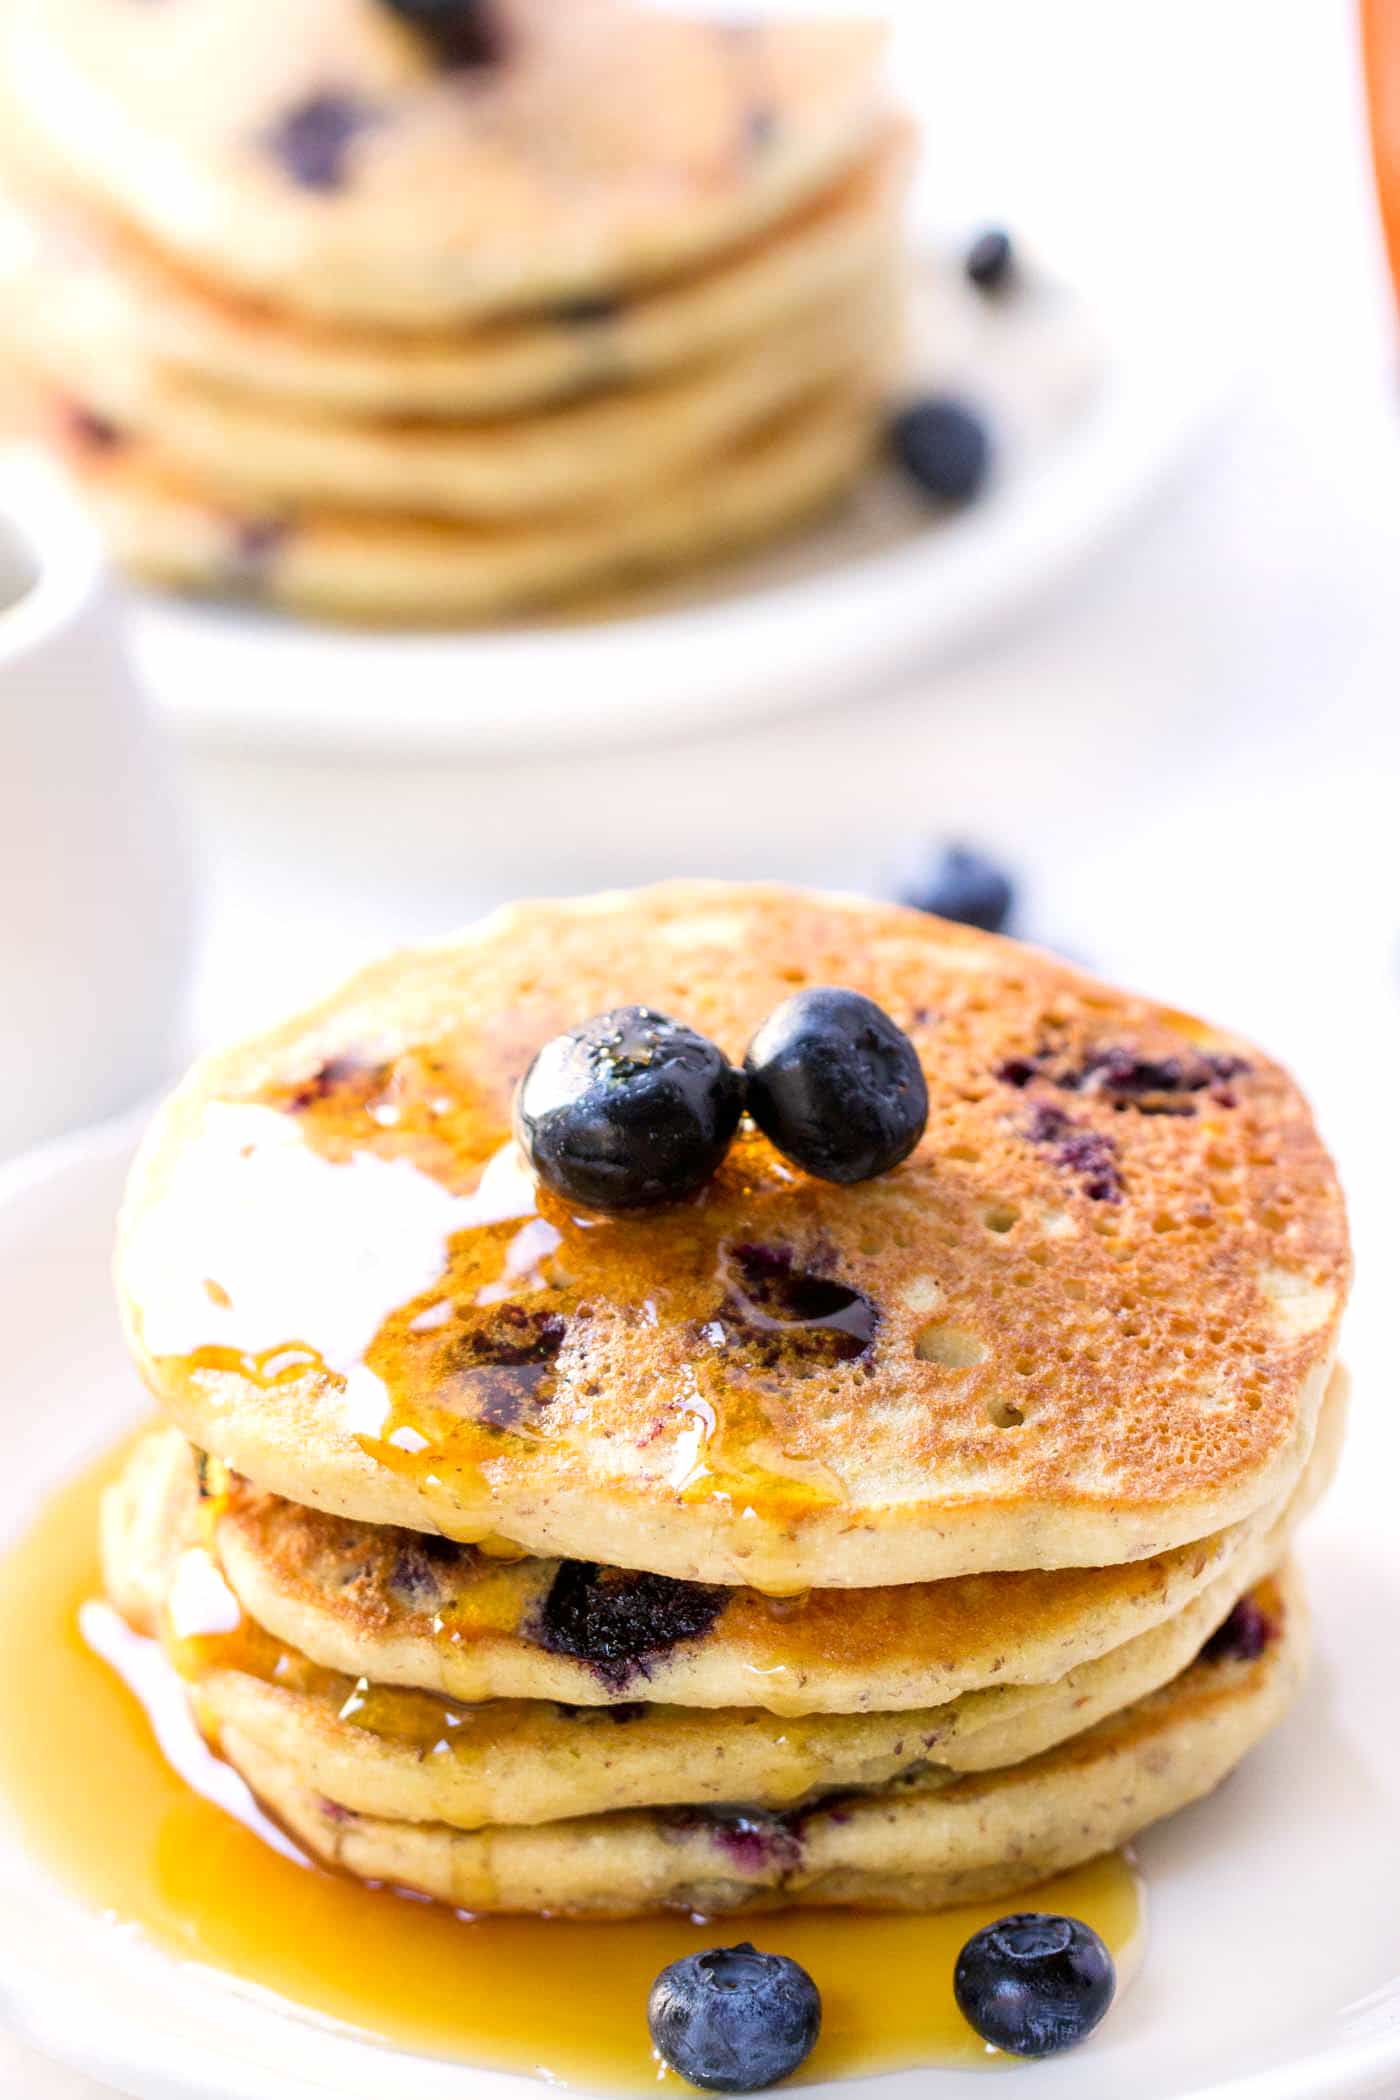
[4,0,1399,2088]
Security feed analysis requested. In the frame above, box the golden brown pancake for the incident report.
[102,1426,1332,1830]
[117,885,1350,1590]
[113,1372,1344,1716]
[216,1566,1307,1915]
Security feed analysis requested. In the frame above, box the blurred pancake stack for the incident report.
[0,0,909,621]
[106,884,1351,1916]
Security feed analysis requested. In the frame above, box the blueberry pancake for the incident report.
[101,1411,1337,1830]
[21,271,896,521]
[0,0,909,617]
[209,1566,1310,1916]
[0,130,908,419]
[116,884,1349,1589]
[102,883,1349,1929]
[117,1369,1344,1717]
[52,385,879,623]
[1,0,888,329]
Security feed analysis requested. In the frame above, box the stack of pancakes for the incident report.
[0,0,906,622]
[108,885,1350,1917]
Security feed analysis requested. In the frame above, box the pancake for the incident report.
[215,1566,1307,1915]
[1,0,889,328]
[101,1414,1335,1829]
[0,131,908,419]
[17,267,896,520]
[56,388,877,621]
[115,1370,1345,1717]
[117,885,1351,1588]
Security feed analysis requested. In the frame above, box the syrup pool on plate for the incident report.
[0,1433,1145,2088]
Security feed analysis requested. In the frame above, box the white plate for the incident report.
[124,233,1231,763]
[0,1118,1395,2100]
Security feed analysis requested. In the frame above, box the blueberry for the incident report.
[744,988,927,1184]
[901,843,1014,933]
[264,92,379,192]
[228,516,290,588]
[953,1913,1115,2058]
[1201,1594,1275,1664]
[648,1943,821,2092]
[62,404,123,454]
[965,226,1016,291]
[514,1006,743,1213]
[536,1561,727,1688]
[378,0,503,64]
[889,396,991,504]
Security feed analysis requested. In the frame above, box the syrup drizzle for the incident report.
[0,1436,1146,2087]
[121,1092,895,1585]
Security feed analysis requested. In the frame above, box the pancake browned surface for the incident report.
[117,885,1350,1589]
[101,1417,1337,1830]
[1,0,888,328]
[214,1566,1309,1916]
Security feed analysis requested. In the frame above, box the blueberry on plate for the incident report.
[379,0,502,64]
[965,226,1016,291]
[953,1913,1115,2058]
[514,1006,743,1213]
[744,988,927,1184]
[648,1943,821,2092]
[889,395,991,504]
[900,843,1015,933]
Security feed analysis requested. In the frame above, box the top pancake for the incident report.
[2,0,888,328]
[116,883,1350,1590]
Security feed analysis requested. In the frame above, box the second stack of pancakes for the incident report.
[0,0,907,621]
[107,885,1351,1915]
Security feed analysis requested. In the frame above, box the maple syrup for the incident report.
[0,1433,1144,2087]
[121,1095,889,1590]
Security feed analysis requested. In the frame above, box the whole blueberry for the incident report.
[901,844,1015,933]
[648,1943,821,2092]
[953,1913,1115,2058]
[378,0,503,64]
[965,226,1016,291]
[889,396,991,504]
[514,1006,743,1213]
[744,988,927,1184]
